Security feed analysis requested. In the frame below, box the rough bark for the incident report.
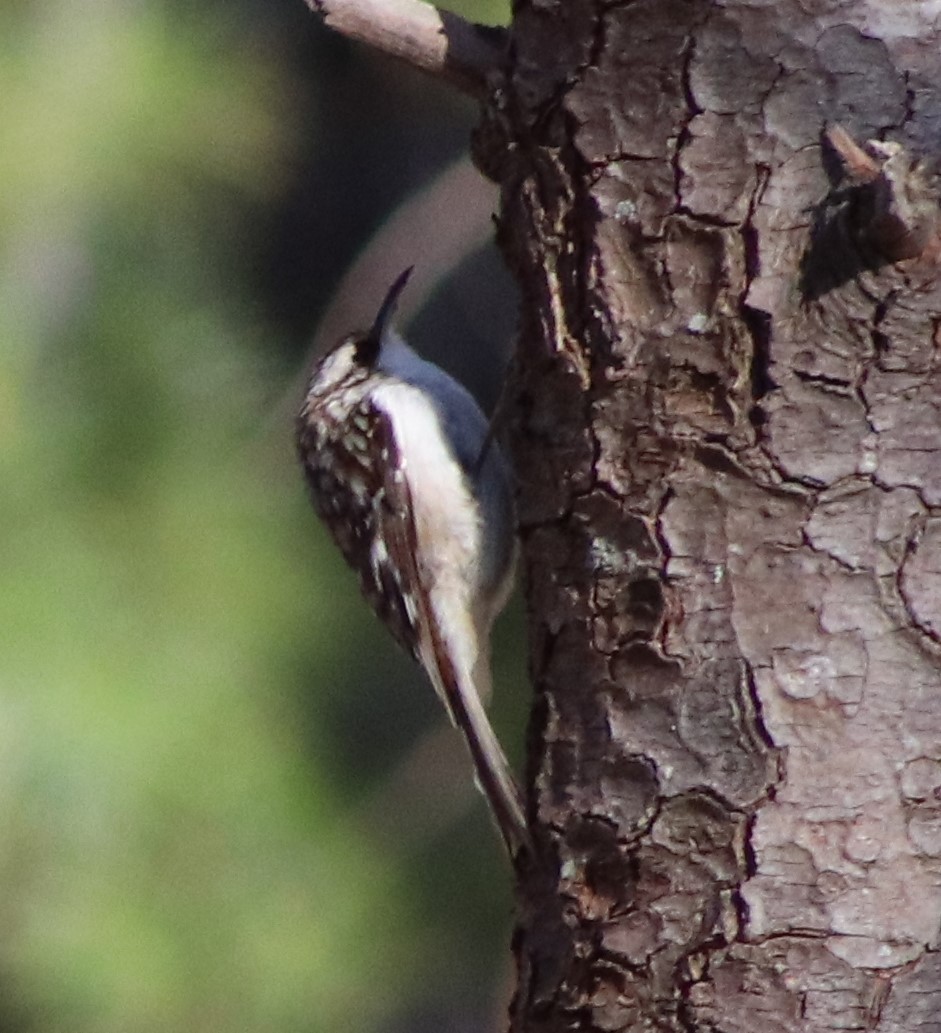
[472,1,941,1029]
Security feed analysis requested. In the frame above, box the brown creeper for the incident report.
[295,269,529,857]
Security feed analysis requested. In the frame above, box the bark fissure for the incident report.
[741,166,775,425]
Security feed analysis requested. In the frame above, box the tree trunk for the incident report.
[473,1,941,1029]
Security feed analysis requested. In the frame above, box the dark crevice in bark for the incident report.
[797,992,809,1019]
[748,929,832,944]
[676,976,702,1033]
[870,327,891,363]
[694,440,749,477]
[745,304,773,428]
[741,166,775,437]
[801,523,863,575]
[673,209,740,229]
[742,659,780,758]
[652,484,676,659]
[741,808,761,882]
[585,1,608,74]
[671,30,703,216]
[731,884,751,940]
[901,70,916,128]
[897,517,941,647]
[792,368,854,394]
[870,289,897,369]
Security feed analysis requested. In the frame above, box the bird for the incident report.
[295,268,529,857]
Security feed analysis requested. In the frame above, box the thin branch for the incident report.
[824,124,881,184]
[825,123,941,263]
[304,0,506,99]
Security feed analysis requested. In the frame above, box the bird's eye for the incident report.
[353,332,380,367]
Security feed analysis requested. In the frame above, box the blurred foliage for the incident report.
[0,1,519,1031]
[446,0,510,24]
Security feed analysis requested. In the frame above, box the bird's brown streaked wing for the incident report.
[362,403,529,856]
[297,398,421,663]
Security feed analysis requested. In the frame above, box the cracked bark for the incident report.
[471,1,941,1030]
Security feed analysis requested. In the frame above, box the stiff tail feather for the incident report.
[421,637,530,858]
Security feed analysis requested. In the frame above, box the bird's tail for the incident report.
[423,638,530,859]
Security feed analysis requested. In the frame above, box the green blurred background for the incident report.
[0,1,526,1030]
